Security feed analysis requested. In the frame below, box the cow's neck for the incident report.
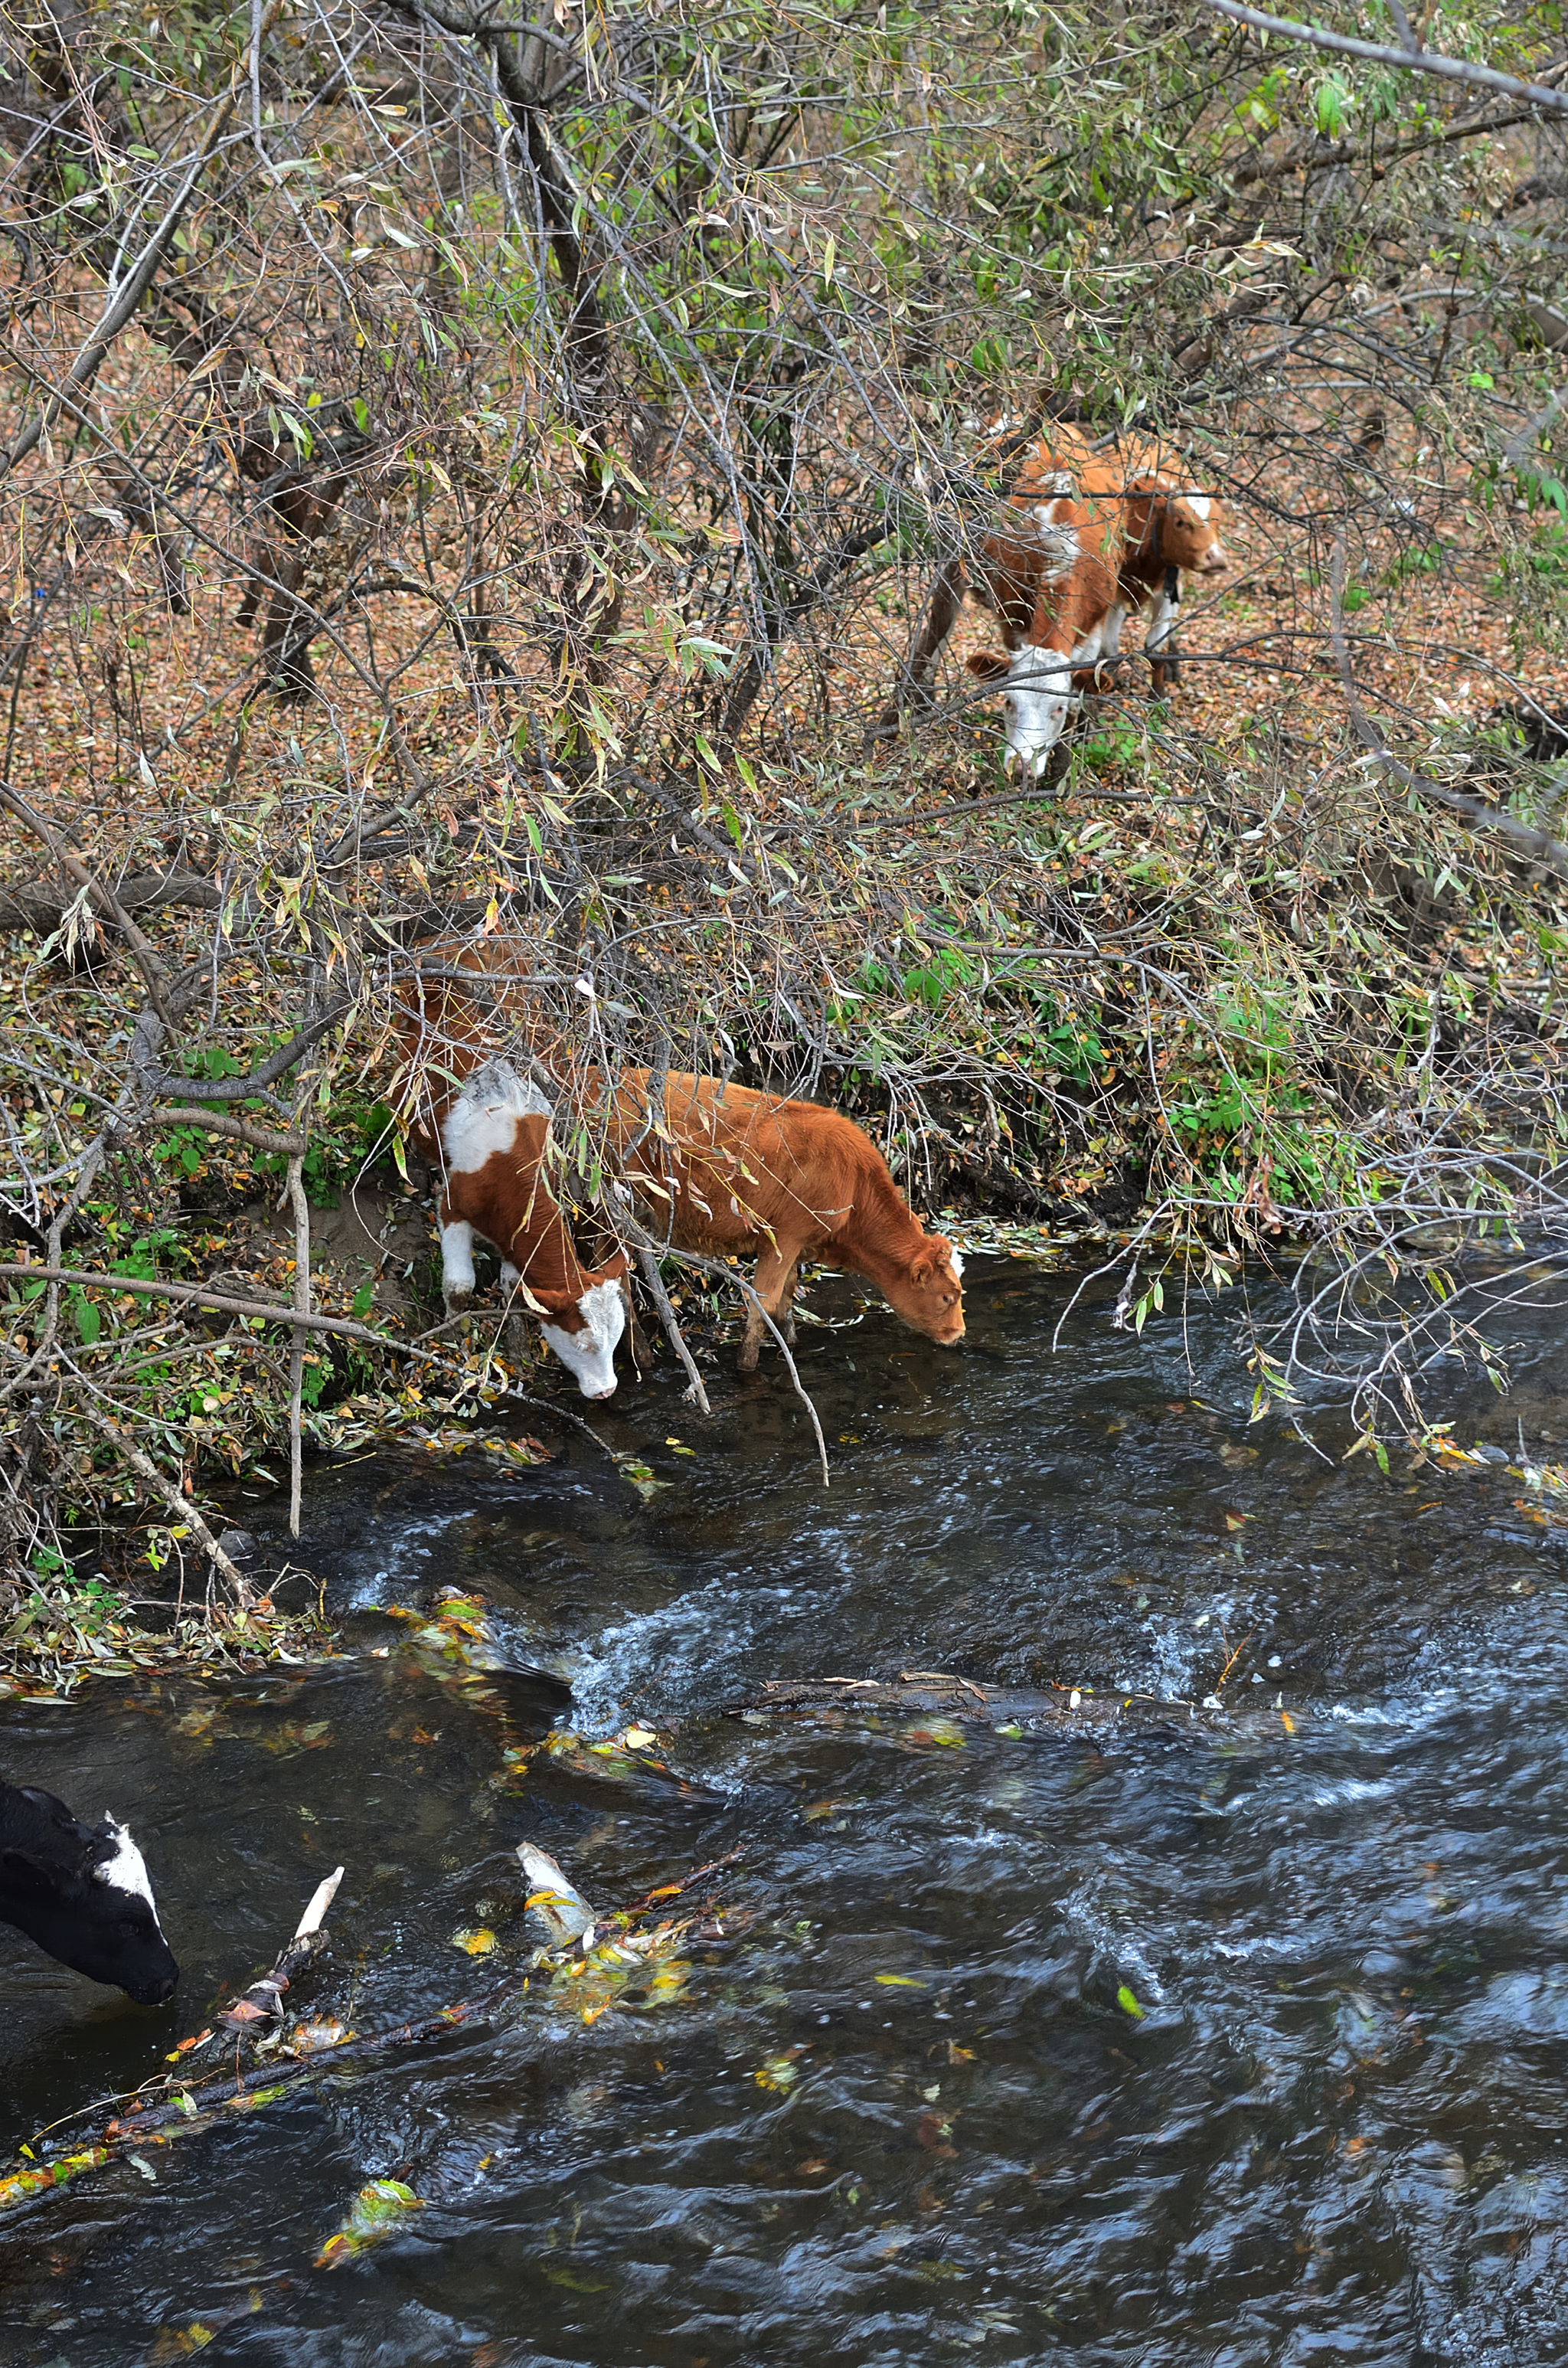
[835,1167,931,1285]
[511,1206,595,1308]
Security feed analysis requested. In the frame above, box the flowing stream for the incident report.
[4,1255,1568,2365]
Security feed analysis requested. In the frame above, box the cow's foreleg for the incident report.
[1147,567,1181,695]
[622,1277,653,1372]
[1095,603,1128,688]
[738,1244,795,1372]
[779,1255,802,1344]
[1068,620,1106,701]
[440,1213,479,1304]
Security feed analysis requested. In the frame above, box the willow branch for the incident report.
[1207,0,1568,115]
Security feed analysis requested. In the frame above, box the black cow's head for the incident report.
[0,1785,178,2004]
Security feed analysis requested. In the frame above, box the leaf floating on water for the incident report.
[904,1718,966,1749]
[1116,1984,1145,2020]
[622,1725,658,1750]
[451,1927,498,1956]
[618,1457,671,1500]
[290,2016,352,2055]
[383,1591,507,1674]
[754,2052,801,2092]
[315,2179,423,2268]
[874,1974,927,1987]
[148,2323,215,2360]
[540,2262,611,2294]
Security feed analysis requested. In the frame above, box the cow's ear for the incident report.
[1,1846,59,1900]
[908,1252,936,1287]
[964,649,1011,683]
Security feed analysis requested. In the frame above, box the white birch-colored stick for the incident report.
[294,1866,345,1942]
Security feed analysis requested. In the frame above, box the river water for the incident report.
[4,1256,1568,2365]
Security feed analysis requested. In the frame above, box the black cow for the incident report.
[0,1782,178,2004]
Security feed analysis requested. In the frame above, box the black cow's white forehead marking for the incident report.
[93,1815,164,1931]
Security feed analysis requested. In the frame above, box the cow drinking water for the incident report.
[0,1781,178,2003]
[392,960,629,1400]
[598,1071,966,1371]
[416,1055,628,1401]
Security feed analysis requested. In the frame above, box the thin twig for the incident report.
[284,1153,311,1539]
[74,1404,253,1605]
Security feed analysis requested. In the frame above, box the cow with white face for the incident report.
[896,450,1125,778]
[894,427,1231,759]
[433,1059,628,1401]
[965,472,1125,776]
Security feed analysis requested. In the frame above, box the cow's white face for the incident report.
[996,644,1071,774]
[541,1277,625,1400]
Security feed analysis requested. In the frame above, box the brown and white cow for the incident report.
[904,440,1125,776]
[392,941,965,1375]
[1050,426,1230,693]
[393,987,629,1398]
[595,1070,965,1370]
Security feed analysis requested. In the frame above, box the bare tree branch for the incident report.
[1207,0,1568,115]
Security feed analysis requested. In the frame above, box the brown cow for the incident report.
[904,439,1125,776]
[596,1070,965,1370]
[1049,425,1230,693]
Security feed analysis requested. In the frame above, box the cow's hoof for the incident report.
[444,1288,477,1312]
[737,1345,760,1374]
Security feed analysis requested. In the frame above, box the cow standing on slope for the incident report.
[1048,425,1230,694]
[903,443,1125,777]
[898,428,1230,768]
[392,966,629,1398]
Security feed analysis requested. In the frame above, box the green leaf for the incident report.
[1116,1984,1145,2019]
[1314,76,1349,137]
[74,1294,101,1346]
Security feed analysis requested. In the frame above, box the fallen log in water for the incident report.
[722,1670,1221,1730]
[1,1843,740,2226]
